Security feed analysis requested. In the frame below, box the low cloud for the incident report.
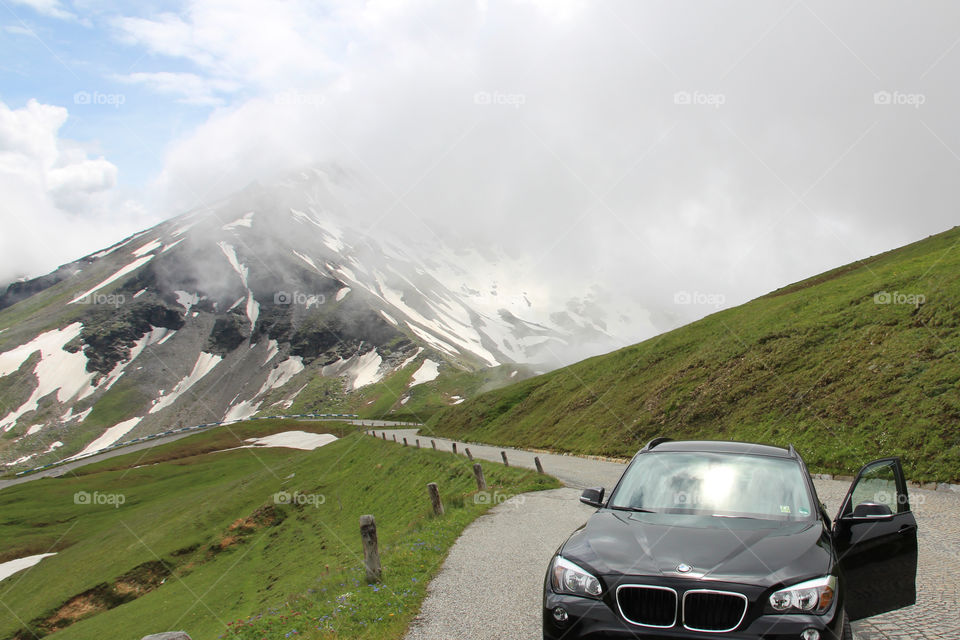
[0,99,147,285]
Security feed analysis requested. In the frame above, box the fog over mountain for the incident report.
[4,1,960,346]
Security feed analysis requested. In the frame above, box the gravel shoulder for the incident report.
[369,429,960,640]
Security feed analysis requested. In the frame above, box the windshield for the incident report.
[608,451,814,520]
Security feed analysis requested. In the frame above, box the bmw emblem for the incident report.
[677,563,692,573]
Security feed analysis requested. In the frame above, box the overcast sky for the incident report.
[2,0,960,341]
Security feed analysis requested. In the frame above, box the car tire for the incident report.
[842,611,853,640]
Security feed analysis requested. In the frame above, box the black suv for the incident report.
[543,439,918,639]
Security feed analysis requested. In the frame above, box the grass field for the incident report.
[426,227,960,483]
[0,419,558,639]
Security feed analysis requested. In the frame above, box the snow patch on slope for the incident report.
[175,291,202,313]
[68,255,155,304]
[223,212,254,230]
[131,239,162,257]
[244,431,337,451]
[69,417,142,459]
[0,323,96,431]
[149,352,222,414]
[218,242,259,331]
[0,554,57,583]
[322,350,384,391]
[293,250,321,272]
[410,359,440,386]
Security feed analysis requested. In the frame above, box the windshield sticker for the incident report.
[798,506,810,516]
[779,505,792,514]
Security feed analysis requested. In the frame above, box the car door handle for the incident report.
[898,524,916,534]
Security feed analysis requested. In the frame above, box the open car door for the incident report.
[833,457,918,621]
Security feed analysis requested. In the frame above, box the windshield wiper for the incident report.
[611,506,657,513]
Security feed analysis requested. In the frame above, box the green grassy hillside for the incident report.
[426,227,960,482]
[0,420,557,639]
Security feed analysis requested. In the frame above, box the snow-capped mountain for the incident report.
[0,167,630,469]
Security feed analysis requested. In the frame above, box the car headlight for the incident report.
[551,556,603,598]
[769,576,836,614]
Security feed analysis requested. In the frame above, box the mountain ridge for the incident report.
[0,167,633,470]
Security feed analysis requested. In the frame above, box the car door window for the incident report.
[848,459,899,514]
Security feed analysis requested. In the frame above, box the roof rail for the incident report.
[642,437,673,452]
[788,443,798,458]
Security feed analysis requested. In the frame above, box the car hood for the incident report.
[561,510,832,587]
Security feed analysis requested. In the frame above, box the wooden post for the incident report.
[403,437,407,446]
[359,515,381,583]
[427,482,444,516]
[534,456,544,474]
[473,463,487,491]
[452,443,457,454]
[431,440,436,450]
[393,435,397,442]
[466,447,473,461]
[416,439,420,448]
[381,432,386,440]
[501,451,509,467]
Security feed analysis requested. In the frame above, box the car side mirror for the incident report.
[848,502,894,519]
[580,487,605,508]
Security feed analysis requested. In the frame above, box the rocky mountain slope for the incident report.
[0,168,630,470]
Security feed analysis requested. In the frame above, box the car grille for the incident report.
[682,590,749,632]
[616,585,677,628]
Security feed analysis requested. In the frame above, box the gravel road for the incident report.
[371,429,960,640]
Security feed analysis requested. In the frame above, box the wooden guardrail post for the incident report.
[452,443,457,454]
[393,435,397,442]
[415,439,420,448]
[427,482,444,516]
[501,451,509,467]
[360,515,381,583]
[381,432,386,440]
[473,463,487,491]
[535,456,544,474]
[465,447,473,461]
[431,440,436,450]
[403,437,408,446]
